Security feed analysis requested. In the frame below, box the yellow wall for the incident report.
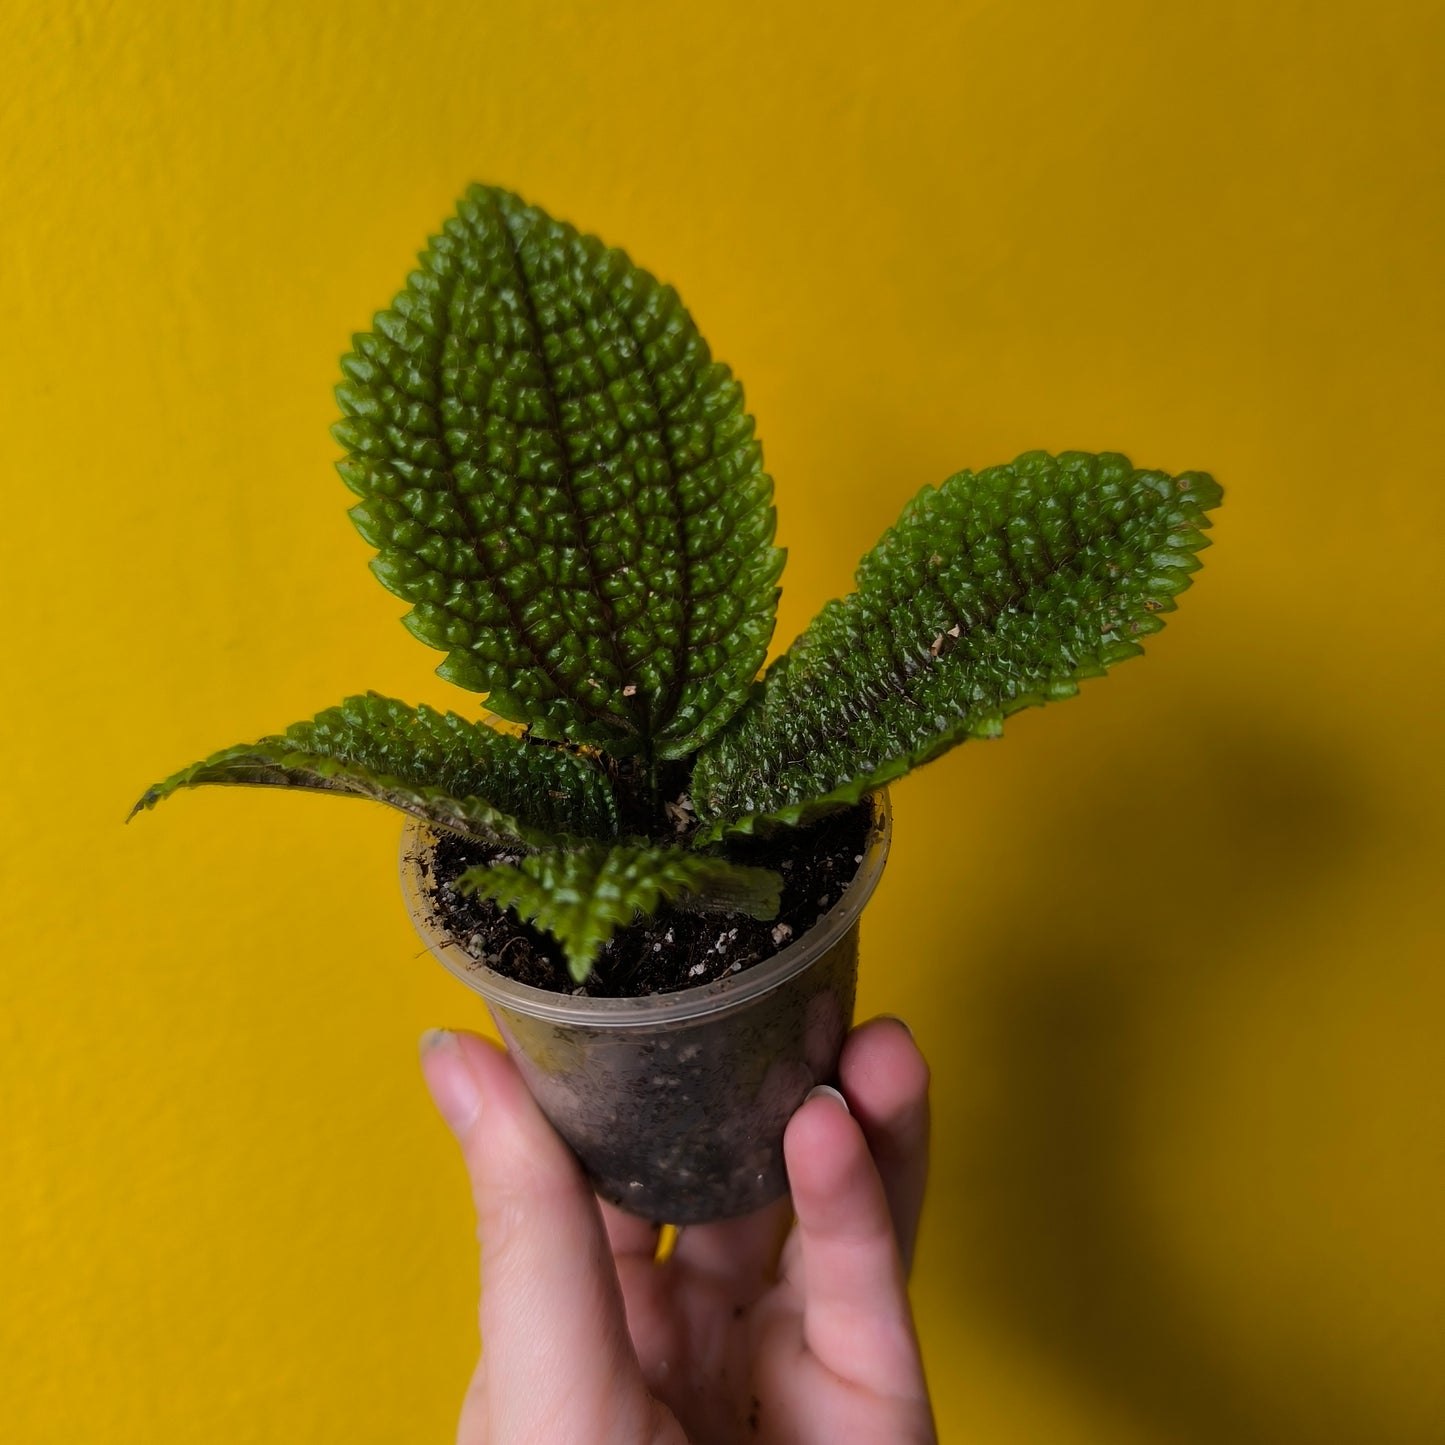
[4,2,1442,1440]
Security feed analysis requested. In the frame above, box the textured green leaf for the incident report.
[334,184,783,759]
[692,451,1222,838]
[132,693,617,846]
[455,843,782,981]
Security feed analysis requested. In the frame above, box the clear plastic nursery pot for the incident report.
[399,793,891,1225]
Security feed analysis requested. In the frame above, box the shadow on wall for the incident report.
[921,713,1406,1445]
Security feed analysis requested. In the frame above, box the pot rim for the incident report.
[399,790,891,1028]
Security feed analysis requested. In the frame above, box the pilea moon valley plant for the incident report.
[136,184,1219,1215]
[137,182,1221,972]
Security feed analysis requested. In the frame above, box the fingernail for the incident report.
[806,1084,850,1115]
[418,1028,482,1134]
[876,1013,914,1041]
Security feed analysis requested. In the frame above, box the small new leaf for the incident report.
[132,693,617,846]
[692,452,1222,838]
[334,184,783,758]
[455,843,782,981]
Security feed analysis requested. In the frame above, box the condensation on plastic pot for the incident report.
[399,792,891,1025]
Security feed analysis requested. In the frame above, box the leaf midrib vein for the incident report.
[412,250,588,727]
[497,206,639,737]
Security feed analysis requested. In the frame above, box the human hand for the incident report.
[419,1017,936,1444]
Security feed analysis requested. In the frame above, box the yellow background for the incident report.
[4,2,1442,1440]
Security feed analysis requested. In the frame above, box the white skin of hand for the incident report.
[420,1018,937,1445]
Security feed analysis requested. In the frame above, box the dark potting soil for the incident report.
[423,802,873,999]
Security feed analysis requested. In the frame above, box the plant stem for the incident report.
[645,745,661,823]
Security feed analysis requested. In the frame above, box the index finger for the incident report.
[837,1017,931,1271]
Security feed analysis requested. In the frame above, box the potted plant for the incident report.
[135,184,1221,1223]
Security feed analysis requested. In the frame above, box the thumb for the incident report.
[420,1029,663,1445]
[783,1087,929,1402]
